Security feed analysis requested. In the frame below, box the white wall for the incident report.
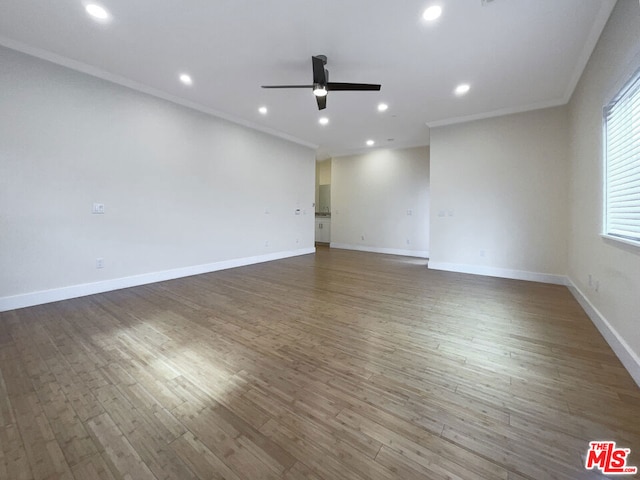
[429,107,569,283]
[316,159,331,185]
[567,0,640,380]
[331,147,430,257]
[0,47,316,310]
[315,158,331,210]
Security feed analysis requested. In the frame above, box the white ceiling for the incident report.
[0,0,616,158]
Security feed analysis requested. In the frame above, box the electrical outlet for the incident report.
[92,203,105,214]
[406,239,411,245]
[361,235,365,241]
[96,258,104,269]
[407,209,413,216]
[265,240,269,247]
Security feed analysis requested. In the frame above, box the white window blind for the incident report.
[604,68,640,245]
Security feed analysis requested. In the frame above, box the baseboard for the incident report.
[567,279,640,388]
[427,261,568,285]
[329,243,428,258]
[0,247,316,313]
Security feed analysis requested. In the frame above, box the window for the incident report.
[603,68,640,246]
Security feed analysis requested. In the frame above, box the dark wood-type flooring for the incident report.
[1,246,639,479]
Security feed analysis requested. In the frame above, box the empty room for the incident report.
[1,1,640,479]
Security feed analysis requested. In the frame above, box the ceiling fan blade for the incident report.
[263,56,380,111]
[312,56,327,85]
[261,85,313,89]
[327,82,381,91]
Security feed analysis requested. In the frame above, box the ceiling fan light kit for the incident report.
[262,55,381,110]
[313,85,328,97]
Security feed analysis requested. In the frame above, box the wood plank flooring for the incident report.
[1,246,639,480]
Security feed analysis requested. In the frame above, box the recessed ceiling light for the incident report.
[454,83,470,96]
[366,140,375,146]
[318,117,329,126]
[85,3,110,21]
[258,106,268,115]
[422,5,442,21]
[179,74,193,86]
[377,103,389,112]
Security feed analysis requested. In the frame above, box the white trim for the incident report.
[0,38,318,151]
[330,243,428,258]
[427,261,567,285]
[426,98,565,128]
[561,0,617,104]
[601,234,640,249]
[425,0,615,131]
[0,248,315,312]
[566,279,640,388]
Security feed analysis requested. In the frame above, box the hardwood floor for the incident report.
[1,246,638,480]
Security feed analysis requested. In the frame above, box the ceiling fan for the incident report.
[261,55,381,110]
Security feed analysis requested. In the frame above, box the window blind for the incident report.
[604,69,640,244]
